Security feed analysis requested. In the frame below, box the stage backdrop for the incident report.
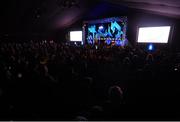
[83,17,128,46]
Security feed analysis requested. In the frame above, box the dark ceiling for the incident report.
[105,0,180,18]
[0,0,100,35]
[0,0,180,35]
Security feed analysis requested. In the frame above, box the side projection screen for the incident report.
[137,26,171,43]
[70,31,82,42]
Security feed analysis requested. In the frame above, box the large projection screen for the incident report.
[137,26,171,43]
[83,17,128,46]
[70,31,82,42]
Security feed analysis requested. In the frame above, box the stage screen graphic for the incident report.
[137,26,171,43]
[70,31,82,42]
[83,17,128,46]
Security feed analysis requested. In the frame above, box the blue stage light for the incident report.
[147,44,154,51]
[106,39,111,45]
[115,40,122,46]
[99,25,104,30]
[88,40,93,44]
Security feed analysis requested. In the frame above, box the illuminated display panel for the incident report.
[137,26,171,43]
[70,31,82,42]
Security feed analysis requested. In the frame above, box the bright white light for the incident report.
[70,31,82,42]
[148,44,153,51]
[137,26,171,43]
[99,26,104,30]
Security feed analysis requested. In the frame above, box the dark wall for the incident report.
[171,20,180,52]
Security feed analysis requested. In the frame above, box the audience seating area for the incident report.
[0,40,180,120]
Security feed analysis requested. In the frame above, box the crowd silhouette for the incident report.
[0,40,180,120]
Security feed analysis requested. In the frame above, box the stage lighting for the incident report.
[106,39,111,45]
[115,40,121,46]
[88,40,93,44]
[99,25,104,30]
[147,44,154,51]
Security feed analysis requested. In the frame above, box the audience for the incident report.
[0,40,179,120]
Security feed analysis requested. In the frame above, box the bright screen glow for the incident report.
[137,26,171,43]
[70,31,82,42]
[84,17,127,46]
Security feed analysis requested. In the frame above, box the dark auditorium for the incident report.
[0,0,180,121]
